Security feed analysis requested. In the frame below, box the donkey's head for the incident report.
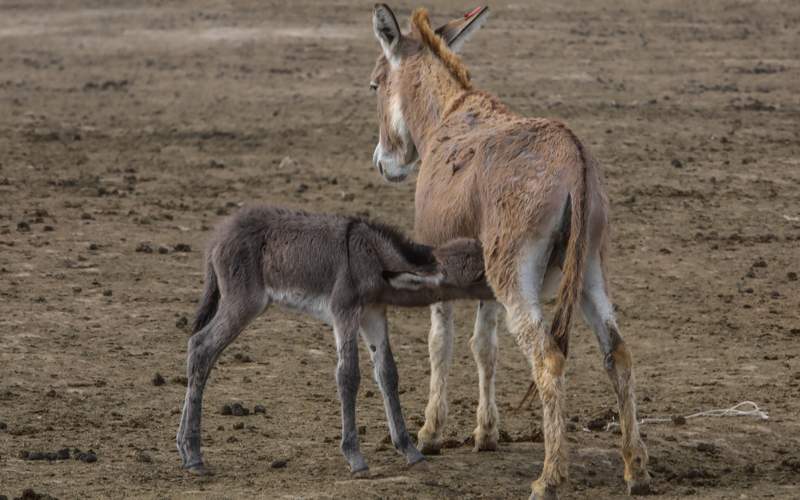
[370,4,489,182]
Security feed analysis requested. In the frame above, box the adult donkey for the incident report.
[369,5,650,499]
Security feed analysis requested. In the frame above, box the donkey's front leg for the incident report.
[360,306,424,466]
[418,301,454,454]
[333,316,367,473]
[471,300,502,452]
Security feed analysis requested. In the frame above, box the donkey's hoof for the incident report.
[627,475,653,496]
[472,427,499,452]
[417,439,442,456]
[185,464,213,476]
[530,482,558,500]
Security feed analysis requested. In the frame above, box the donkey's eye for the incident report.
[369,81,379,92]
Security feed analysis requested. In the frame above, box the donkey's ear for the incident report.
[373,4,402,61]
[435,6,490,53]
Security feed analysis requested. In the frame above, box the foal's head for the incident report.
[369,4,489,182]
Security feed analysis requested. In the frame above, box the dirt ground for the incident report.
[1,1,799,498]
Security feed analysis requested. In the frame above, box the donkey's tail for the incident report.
[192,258,220,334]
[548,138,590,356]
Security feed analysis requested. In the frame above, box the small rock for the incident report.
[209,159,225,169]
[0,421,7,431]
[230,403,249,416]
[296,183,308,194]
[134,450,152,463]
[102,289,112,297]
[75,450,97,463]
[672,415,687,425]
[671,159,683,168]
[157,245,170,254]
[788,271,798,281]
[152,373,166,386]
[270,459,288,469]
[233,422,244,430]
[221,404,233,416]
[586,418,607,431]
[358,425,367,435]
[253,405,266,414]
[17,221,31,232]
[753,258,767,268]
[278,156,296,170]
[175,316,189,330]
[173,243,191,253]
[233,352,252,363]
[697,442,718,454]
[135,242,153,253]
[498,429,513,443]
[88,242,99,251]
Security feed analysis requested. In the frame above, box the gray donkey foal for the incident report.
[176,205,493,475]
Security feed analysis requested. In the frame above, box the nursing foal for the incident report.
[369,5,651,498]
[176,205,492,475]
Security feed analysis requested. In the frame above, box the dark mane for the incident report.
[358,218,436,267]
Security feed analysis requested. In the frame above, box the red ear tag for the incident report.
[464,6,482,19]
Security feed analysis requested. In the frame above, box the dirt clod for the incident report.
[152,373,166,386]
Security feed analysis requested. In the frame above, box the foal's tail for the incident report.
[192,258,220,334]
[548,138,590,356]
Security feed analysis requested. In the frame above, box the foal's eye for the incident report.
[369,81,379,92]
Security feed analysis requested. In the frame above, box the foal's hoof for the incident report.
[185,464,213,476]
[351,466,370,479]
[627,475,653,496]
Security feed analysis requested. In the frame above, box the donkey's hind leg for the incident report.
[471,300,502,452]
[176,293,265,474]
[580,252,650,495]
[333,314,367,473]
[359,306,424,466]
[493,235,566,500]
[417,301,454,455]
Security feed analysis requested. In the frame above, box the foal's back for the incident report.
[210,205,350,302]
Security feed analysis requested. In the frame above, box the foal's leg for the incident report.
[359,306,424,466]
[333,315,367,473]
[176,295,264,474]
[471,300,502,451]
[581,252,651,494]
[417,301,454,454]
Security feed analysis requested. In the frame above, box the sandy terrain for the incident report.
[1,1,798,498]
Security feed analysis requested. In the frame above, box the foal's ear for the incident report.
[385,270,443,290]
[373,4,402,62]
[435,6,490,53]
